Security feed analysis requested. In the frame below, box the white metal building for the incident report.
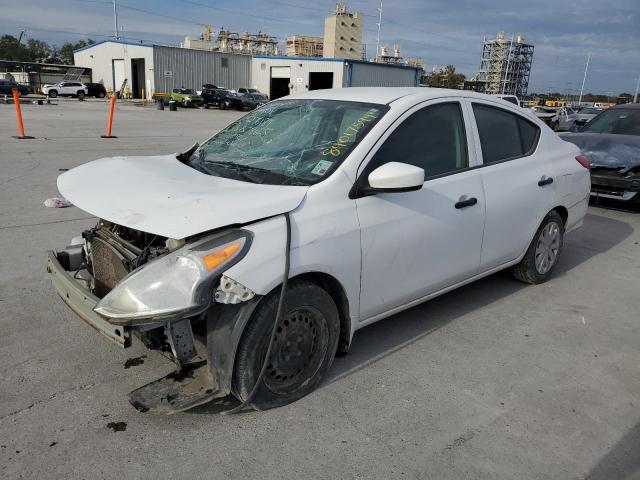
[251,56,420,100]
[74,40,251,99]
[74,40,154,98]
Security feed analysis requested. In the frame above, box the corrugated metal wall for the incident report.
[153,46,251,93]
[251,57,345,96]
[349,62,418,87]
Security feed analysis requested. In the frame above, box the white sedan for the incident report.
[48,87,591,413]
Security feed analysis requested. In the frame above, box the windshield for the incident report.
[190,99,387,185]
[580,108,640,136]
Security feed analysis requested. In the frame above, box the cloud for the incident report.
[2,0,638,93]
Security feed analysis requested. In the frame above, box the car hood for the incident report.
[57,154,309,239]
[561,133,640,171]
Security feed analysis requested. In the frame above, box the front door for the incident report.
[356,100,486,321]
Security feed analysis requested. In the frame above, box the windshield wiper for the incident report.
[199,160,267,184]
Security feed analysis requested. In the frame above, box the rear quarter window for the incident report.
[472,103,540,164]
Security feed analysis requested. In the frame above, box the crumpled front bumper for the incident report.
[46,250,131,347]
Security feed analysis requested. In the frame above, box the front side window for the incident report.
[366,102,468,179]
[472,103,539,163]
[191,99,387,185]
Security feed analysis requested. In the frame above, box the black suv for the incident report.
[201,88,244,110]
[85,83,107,98]
[0,79,30,96]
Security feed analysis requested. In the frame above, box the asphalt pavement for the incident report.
[1,99,639,480]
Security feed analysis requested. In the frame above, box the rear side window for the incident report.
[472,104,539,163]
[367,102,468,178]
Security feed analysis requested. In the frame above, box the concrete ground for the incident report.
[1,100,639,480]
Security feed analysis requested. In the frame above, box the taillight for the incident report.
[576,155,591,170]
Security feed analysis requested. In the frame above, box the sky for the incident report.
[1,0,639,94]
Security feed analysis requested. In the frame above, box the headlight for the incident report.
[94,230,252,325]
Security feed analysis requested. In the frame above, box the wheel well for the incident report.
[293,272,352,354]
[552,206,568,227]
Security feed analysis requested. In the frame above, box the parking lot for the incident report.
[1,99,639,479]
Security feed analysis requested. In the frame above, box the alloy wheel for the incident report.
[534,221,561,274]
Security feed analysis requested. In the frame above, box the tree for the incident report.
[428,65,466,89]
[58,39,95,64]
[0,34,30,61]
[25,38,52,63]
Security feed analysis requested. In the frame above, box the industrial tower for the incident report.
[476,32,534,96]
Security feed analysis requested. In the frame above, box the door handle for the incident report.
[455,197,478,209]
[538,176,554,186]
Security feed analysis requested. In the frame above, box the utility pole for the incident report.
[113,0,119,40]
[375,0,383,62]
[634,73,640,103]
[578,52,591,107]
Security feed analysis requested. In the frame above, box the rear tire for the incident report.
[77,90,85,99]
[97,92,106,98]
[551,121,559,131]
[232,280,340,410]
[511,210,564,284]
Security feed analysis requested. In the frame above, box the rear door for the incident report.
[467,100,557,270]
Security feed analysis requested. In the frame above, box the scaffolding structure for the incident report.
[285,35,324,57]
[216,29,278,55]
[476,32,534,96]
[182,26,278,55]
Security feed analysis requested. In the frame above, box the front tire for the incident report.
[48,90,58,98]
[511,210,564,284]
[232,280,340,410]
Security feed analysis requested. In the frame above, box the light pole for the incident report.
[113,0,119,40]
[578,52,591,107]
[634,73,640,103]
[375,0,383,62]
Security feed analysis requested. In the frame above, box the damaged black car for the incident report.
[562,104,640,203]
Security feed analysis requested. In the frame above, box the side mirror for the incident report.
[367,162,424,192]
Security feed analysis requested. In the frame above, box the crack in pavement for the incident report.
[0,383,97,422]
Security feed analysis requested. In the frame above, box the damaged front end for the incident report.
[47,220,257,413]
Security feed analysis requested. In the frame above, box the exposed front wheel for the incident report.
[48,90,58,98]
[232,280,340,410]
[511,210,564,284]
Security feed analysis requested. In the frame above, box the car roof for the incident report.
[285,87,545,107]
[285,87,495,105]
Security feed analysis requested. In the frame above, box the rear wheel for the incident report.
[232,280,340,410]
[511,210,564,284]
[551,121,559,131]
[97,91,106,98]
[77,90,85,99]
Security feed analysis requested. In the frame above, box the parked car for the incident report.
[238,87,261,95]
[571,107,602,129]
[562,103,640,203]
[549,106,578,131]
[47,88,589,413]
[240,92,269,109]
[0,79,30,96]
[532,106,561,126]
[494,94,520,107]
[84,82,107,98]
[201,88,243,110]
[170,88,203,107]
[42,82,88,99]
